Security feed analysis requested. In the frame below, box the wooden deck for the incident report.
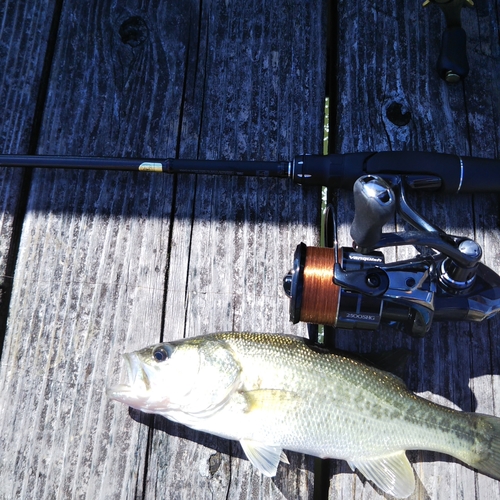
[0,1,499,499]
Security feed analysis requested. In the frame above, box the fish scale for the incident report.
[108,332,500,498]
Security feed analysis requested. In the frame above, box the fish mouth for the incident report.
[107,353,152,408]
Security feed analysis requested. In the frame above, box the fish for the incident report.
[107,332,500,498]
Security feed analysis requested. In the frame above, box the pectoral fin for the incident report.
[240,439,288,477]
[349,451,415,498]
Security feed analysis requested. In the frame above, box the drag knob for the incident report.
[350,175,396,251]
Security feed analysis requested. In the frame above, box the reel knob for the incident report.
[439,238,482,292]
[350,175,396,251]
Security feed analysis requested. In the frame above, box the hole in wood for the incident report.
[119,16,149,47]
[386,102,411,127]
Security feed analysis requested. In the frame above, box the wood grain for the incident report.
[4,0,499,498]
[0,0,60,348]
[0,0,325,499]
[332,1,500,499]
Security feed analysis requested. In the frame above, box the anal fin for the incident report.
[350,451,415,498]
[240,439,287,477]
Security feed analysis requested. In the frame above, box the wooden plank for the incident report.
[0,0,59,347]
[0,169,174,498]
[332,0,500,499]
[148,0,325,497]
[0,0,189,495]
[0,1,325,500]
[0,0,57,150]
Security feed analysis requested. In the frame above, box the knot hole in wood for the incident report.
[119,16,149,47]
[385,102,412,127]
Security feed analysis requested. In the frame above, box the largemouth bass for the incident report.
[107,332,500,498]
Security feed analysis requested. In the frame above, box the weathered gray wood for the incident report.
[0,0,57,150]
[0,169,174,499]
[147,0,325,497]
[332,1,500,499]
[0,0,60,345]
[0,1,325,500]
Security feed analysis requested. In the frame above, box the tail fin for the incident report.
[462,413,500,481]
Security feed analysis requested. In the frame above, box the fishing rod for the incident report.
[1,151,499,193]
[4,152,499,335]
[283,174,500,337]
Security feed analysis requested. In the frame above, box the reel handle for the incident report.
[350,175,396,251]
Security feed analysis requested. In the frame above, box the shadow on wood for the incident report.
[130,408,316,499]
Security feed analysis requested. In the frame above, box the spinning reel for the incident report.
[283,175,500,337]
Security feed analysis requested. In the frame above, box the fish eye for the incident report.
[152,345,172,362]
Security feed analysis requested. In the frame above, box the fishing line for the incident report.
[299,246,339,325]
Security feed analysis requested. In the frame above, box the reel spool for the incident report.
[283,244,339,326]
